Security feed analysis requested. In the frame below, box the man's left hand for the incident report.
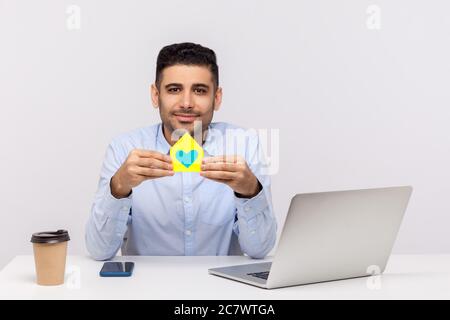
[200,155,261,198]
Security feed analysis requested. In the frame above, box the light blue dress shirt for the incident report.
[85,122,277,260]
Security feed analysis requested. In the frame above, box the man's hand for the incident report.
[111,149,174,199]
[200,155,261,198]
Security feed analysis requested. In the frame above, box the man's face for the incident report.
[151,64,222,142]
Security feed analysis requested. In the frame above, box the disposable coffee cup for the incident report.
[30,230,70,286]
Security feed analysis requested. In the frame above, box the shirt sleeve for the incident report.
[85,139,132,260]
[233,132,277,259]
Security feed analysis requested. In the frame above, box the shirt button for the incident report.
[122,206,128,211]
[185,230,192,236]
[184,196,191,203]
[244,206,251,212]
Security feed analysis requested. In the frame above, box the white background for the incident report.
[1,0,449,269]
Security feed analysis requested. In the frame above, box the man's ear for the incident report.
[151,84,159,109]
[214,87,223,111]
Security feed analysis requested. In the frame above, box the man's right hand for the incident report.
[110,149,174,199]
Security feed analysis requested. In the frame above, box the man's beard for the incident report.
[159,98,214,144]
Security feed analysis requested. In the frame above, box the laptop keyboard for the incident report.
[247,271,270,280]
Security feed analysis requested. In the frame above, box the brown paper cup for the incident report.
[31,230,70,286]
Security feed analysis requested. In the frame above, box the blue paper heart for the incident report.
[176,150,199,168]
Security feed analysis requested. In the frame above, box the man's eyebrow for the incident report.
[164,83,183,89]
[192,83,210,89]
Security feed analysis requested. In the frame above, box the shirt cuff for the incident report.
[234,187,269,221]
[99,185,132,223]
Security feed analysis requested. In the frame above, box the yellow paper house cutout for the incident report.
[170,133,204,172]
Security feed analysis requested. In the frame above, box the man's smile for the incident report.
[173,113,199,123]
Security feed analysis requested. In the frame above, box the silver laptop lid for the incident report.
[267,186,412,288]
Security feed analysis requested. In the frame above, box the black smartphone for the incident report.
[99,262,135,277]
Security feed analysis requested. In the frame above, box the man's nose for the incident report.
[180,91,194,109]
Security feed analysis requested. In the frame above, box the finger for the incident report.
[200,170,236,180]
[133,149,172,163]
[135,167,175,178]
[202,155,243,164]
[201,162,238,172]
[137,157,173,171]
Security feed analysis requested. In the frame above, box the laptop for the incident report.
[208,186,413,289]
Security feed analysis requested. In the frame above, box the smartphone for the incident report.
[99,262,135,277]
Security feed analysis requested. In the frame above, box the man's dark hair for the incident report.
[155,42,219,89]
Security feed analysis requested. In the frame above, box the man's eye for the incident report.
[194,88,206,94]
[168,88,181,93]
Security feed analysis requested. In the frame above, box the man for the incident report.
[86,42,276,260]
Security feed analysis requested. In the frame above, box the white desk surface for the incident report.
[0,254,449,299]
